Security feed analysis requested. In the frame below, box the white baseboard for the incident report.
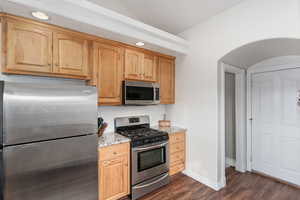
[226,157,236,167]
[183,170,225,191]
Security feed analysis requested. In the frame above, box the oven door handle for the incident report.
[133,141,168,151]
[132,173,169,189]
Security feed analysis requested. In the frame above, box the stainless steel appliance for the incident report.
[0,81,98,200]
[115,116,169,200]
[123,81,160,105]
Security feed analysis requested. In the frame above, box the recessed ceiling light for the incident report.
[136,42,145,46]
[31,11,49,20]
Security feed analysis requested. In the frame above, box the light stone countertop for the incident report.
[98,126,186,148]
[98,132,130,148]
[152,126,187,134]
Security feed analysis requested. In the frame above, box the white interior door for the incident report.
[252,68,300,186]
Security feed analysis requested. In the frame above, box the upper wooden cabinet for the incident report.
[143,54,157,82]
[124,49,143,80]
[124,49,158,82]
[1,14,176,103]
[91,42,123,105]
[53,32,89,77]
[2,17,91,80]
[5,20,53,73]
[158,57,175,104]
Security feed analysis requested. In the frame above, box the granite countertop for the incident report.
[99,126,186,148]
[152,126,187,134]
[98,132,131,148]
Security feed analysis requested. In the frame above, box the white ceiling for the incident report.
[221,38,300,68]
[88,0,244,34]
[1,0,189,55]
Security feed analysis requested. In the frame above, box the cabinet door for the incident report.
[53,32,89,78]
[143,54,157,82]
[124,49,143,80]
[99,155,129,200]
[158,57,175,104]
[95,43,123,105]
[6,20,52,73]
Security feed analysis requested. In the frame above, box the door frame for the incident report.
[247,62,300,171]
[219,62,247,187]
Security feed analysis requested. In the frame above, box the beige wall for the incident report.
[167,0,300,188]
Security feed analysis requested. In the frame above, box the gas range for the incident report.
[114,115,170,200]
[115,117,169,147]
[117,127,169,147]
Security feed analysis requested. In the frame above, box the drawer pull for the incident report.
[104,161,110,166]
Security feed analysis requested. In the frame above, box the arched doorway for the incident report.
[218,38,300,188]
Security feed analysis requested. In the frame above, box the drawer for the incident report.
[170,161,185,176]
[170,151,185,165]
[169,132,185,144]
[170,142,184,154]
[100,155,125,167]
[99,142,129,161]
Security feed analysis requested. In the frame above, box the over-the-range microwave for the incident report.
[123,80,160,105]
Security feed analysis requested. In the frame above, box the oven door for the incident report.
[132,141,169,185]
[124,81,159,105]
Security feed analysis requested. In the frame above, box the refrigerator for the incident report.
[0,81,98,200]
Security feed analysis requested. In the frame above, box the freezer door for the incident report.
[3,82,97,145]
[3,134,98,200]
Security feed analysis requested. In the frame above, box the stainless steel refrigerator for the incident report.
[0,81,98,200]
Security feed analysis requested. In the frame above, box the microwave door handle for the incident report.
[153,86,156,102]
[133,142,168,152]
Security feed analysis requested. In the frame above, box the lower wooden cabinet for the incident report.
[98,142,130,200]
[169,131,186,175]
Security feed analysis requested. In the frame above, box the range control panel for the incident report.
[129,117,140,124]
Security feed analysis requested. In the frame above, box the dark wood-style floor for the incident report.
[123,167,300,200]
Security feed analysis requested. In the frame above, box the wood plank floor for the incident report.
[123,167,300,200]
